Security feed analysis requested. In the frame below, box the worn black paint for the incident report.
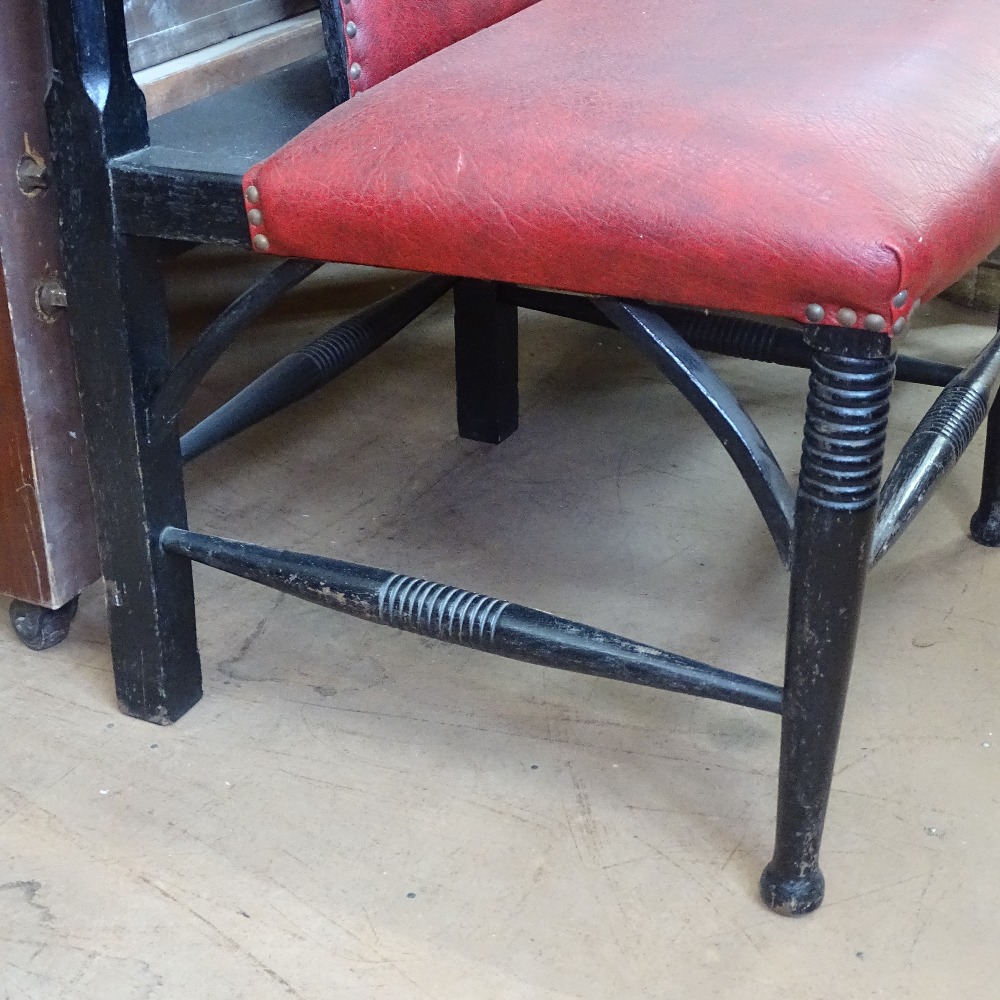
[111,163,249,245]
[181,275,455,460]
[760,331,894,916]
[160,528,783,714]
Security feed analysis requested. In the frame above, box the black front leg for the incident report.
[453,280,519,443]
[46,0,202,723]
[761,328,894,915]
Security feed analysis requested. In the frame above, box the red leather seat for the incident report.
[245,0,1000,332]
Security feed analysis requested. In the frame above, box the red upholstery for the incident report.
[335,0,541,94]
[247,0,1000,331]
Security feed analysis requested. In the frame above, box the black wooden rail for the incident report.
[872,326,1000,562]
[160,527,784,714]
[503,286,961,388]
[154,258,995,579]
[181,275,455,460]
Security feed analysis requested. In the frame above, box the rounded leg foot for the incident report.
[759,863,825,916]
[9,597,80,651]
[970,502,1000,547]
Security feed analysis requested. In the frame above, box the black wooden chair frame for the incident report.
[44,0,1000,916]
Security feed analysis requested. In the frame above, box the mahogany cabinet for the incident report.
[0,2,98,624]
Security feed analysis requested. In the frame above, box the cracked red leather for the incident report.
[338,0,540,94]
[247,0,1000,331]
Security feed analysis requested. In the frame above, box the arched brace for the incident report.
[148,258,324,440]
[598,299,795,566]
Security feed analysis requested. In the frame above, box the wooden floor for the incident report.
[2,250,998,998]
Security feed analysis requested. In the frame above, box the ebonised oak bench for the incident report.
[44,0,1000,916]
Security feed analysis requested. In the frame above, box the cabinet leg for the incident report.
[9,597,79,651]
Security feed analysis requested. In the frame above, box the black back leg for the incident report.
[970,306,1000,545]
[454,280,519,443]
[971,392,1000,545]
[760,329,894,915]
[46,0,202,723]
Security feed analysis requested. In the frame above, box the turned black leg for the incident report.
[761,328,894,915]
[46,0,202,722]
[453,279,518,443]
[971,392,1000,546]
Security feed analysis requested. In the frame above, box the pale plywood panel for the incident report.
[135,11,325,119]
[126,0,316,71]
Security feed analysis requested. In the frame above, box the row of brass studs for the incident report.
[343,0,361,82]
[804,288,916,334]
[245,184,269,251]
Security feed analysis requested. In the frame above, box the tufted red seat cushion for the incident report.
[245,0,1000,332]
